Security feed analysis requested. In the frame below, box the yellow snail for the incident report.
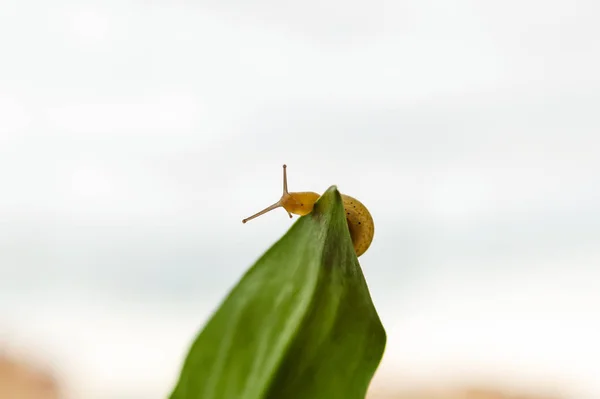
[242,165,374,257]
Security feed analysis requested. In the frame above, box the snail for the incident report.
[242,165,374,257]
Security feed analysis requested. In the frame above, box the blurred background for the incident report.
[1,0,599,398]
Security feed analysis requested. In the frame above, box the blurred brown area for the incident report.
[0,348,567,399]
[0,353,60,399]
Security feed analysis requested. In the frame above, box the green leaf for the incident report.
[169,186,386,399]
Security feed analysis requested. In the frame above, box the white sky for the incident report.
[1,0,599,398]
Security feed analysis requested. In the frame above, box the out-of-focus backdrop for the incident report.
[1,0,599,398]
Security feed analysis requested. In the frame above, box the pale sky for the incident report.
[1,1,599,398]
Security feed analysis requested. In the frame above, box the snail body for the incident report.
[242,165,374,257]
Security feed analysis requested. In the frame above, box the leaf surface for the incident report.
[170,186,386,399]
